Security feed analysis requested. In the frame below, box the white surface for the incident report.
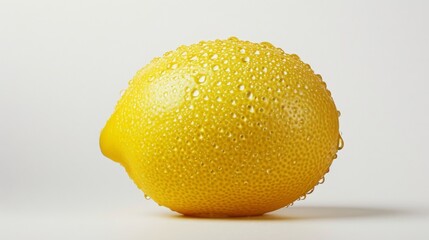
[1,202,428,240]
[1,0,429,239]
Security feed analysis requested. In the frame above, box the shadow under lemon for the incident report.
[166,206,412,221]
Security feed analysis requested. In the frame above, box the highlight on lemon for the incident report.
[100,37,343,217]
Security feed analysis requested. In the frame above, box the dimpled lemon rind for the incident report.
[100,37,341,217]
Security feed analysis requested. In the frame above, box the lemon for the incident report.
[100,37,342,217]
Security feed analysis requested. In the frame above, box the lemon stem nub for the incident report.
[100,120,123,163]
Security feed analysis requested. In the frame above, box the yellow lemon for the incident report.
[100,37,342,217]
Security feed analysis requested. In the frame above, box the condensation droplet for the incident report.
[213,126,222,134]
[248,105,255,113]
[307,188,315,194]
[213,65,220,71]
[266,169,271,174]
[191,89,200,98]
[231,100,237,105]
[283,70,288,76]
[144,194,151,200]
[261,42,274,48]
[254,50,260,55]
[228,36,239,41]
[171,63,178,69]
[190,56,198,61]
[299,195,306,201]
[216,96,222,102]
[238,84,245,91]
[211,54,218,60]
[196,75,206,84]
[239,48,246,54]
[318,176,325,184]
[338,135,344,150]
[163,51,173,57]
[290,54,300,60]
[246,91,254,100]
[242,56,250,63]
[337,110,341,117]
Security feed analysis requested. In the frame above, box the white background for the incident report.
[1,0,428,239]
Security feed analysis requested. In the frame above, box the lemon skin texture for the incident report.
[100,37,341,217]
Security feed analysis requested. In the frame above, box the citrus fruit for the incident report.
[100,37,342,217]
